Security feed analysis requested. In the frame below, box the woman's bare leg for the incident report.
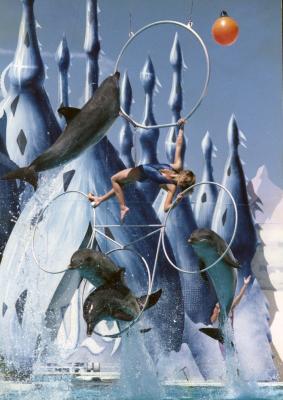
[88,167,141,222]
[111,167,141,221]
[111,176,129,222]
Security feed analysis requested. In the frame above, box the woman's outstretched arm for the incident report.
[231,275,251,311]
[171,118,186,171]
[163,184,187,212]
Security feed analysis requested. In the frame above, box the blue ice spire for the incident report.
[0,112,20,259]
[0,0,184,371]
[211,115,257,286]
[84,0,100,100]
[211,116,275,377]
[194,132,218,228]
[154,33,217,332]
[119,71,134,168]
[166,33,186,163]
[1,0,61,168]
[82,0,184,352]
[55,34,70,128]
[137,56,160,202]
[9,0,44,89]
[154,35,218,378]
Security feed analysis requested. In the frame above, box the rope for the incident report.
[188,0,194,24]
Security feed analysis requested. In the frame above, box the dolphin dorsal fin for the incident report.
[216,239,240,269]
[137,288,162,310]
[58,106,81,124]
[111,267,126,283]
[117,267,126,280]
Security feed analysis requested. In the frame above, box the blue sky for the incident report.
[0,0,282,187]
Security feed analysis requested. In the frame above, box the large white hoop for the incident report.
[32,191,92,275]
[115,20,210,129]
[161,181,238,274]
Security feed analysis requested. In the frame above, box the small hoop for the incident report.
[32,191,94,275]
[114,20,210,129]
[92,247,152,339]
[161,181,238,274]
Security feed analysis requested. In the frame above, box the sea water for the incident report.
[0,328,282,400]
[0,379,282,400]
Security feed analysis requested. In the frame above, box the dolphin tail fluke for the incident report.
[1,166,38,189]
[137,288,162,311]
[199,327,224,344]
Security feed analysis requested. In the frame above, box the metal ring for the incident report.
[161,182,238,274]
[32,190,94,275]
[114,20,210,129]
[92,247,152,339]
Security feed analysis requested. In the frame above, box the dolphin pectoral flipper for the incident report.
[140,328,152,334]
[199,327,224,344]
[2,166,38,190]
[58,106,81,124]
[137,288,162,311]
[112,310,134,321]
[198,259,209,281]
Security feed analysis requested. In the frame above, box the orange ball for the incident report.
[212,11,239,46]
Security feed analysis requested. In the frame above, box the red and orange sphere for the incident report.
[212,10,239,46]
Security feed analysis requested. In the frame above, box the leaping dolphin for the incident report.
[188,228,240,343]
[68,249,125,287]
[2,72,120,189]
[83,280,162,336]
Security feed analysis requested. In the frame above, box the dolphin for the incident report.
[83,280,162,336]
[2,72,120,189]
[68,249,125,287]
[188,228,240,343]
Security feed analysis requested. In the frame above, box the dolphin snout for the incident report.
[68,261,81,270]
[188,236,196,244]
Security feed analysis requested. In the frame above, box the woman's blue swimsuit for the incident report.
[137,163,175,184]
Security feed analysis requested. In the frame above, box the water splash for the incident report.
[112,326,164,400]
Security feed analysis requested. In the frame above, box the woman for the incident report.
[88,118,195,222]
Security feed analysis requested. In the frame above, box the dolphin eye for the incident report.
[200,238,208,242]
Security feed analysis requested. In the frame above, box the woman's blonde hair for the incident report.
[175,170,196,191]
[160,169,196,192]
